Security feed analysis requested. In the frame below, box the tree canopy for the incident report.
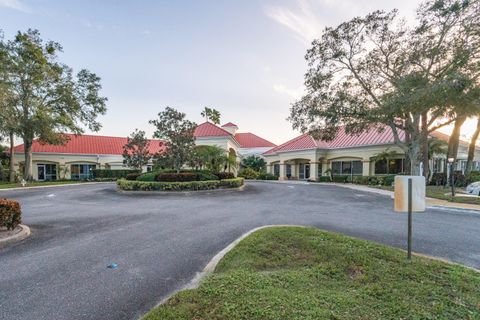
[122,129,152,171]
[289,0,480,175]
[150,107,197,173]
[241,155,266,172]
[201,107,221,124]
[1,29,107,180]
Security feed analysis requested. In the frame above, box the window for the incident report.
[374,158,405,175]
[273,164,280,176]
[331,162,341,175]
[286,164,292,178]
[37,164,57,181]
[71,164,96,180]
[146,165,153,172]
[331,161,363,176]
[317,163,322,178]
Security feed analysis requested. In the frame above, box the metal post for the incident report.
[450,163,455,197]
[407,178,413,260]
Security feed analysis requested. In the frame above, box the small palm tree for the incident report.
[371,148,400,174]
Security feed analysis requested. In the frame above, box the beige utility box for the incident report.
[394,176,426,212]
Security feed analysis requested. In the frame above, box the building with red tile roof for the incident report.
[264,126,480,181]
[11,122,276,181]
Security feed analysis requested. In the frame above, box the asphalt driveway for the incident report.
[1,181,479,320]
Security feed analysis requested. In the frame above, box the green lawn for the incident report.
[373,185,480,205]
[144,227,480,320]
[0,180,87,189]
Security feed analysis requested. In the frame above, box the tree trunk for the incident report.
[23,139,34,181]
[9,132,15,182]
[408,141,422,176]
[466,118,480,175]
[447,115,467,162]
[421,112,429,179]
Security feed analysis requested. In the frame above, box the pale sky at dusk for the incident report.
[2,0,473,144]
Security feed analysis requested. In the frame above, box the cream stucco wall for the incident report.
[264,143,480,181]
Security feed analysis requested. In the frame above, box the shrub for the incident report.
[215,172,235,180]
[238,168,259,179]
[430,173,447,186]
[383,175,395,186]
[196,173,219,181]
[256,172,278,180]
[117,178,244,191]
[332,175,349,183]
[136,171,160,181]
[0,199,21,230]
[92,169,139,179]
[126,172,142,181]
[219,178,244,188]
[155,172,198,182]
[352,176,369,185]
[466,173,480,185]
[318,176,331,182]
[453,171,466,187]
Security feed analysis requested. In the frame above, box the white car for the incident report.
[466,181,480,196]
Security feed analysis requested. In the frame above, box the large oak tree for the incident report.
[289,0,480,175]
[3,29,107,180]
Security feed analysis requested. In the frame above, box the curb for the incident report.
[0,224,31,246]
[147,224,304,315]
[0,181,114,192]
[253,180,480,213]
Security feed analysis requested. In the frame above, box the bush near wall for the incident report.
[93,169,139,179]
[318,176,331,182]
[238,168,259,179]
[0,199,21,230]
[117,178,244,191]
[256,172,278,180]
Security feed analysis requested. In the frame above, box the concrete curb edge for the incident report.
[143,224,304,318]
[0,224,31,246]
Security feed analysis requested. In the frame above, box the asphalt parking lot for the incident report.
[1,181,479,320]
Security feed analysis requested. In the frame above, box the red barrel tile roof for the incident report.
[234,133,276,148]
[194,122,232,137]
[14,134,164,155]
[264,126,406,155]
[221,122,238,127]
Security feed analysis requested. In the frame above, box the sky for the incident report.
[1,0,475,145]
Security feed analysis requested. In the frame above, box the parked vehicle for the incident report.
[466,182,480,196]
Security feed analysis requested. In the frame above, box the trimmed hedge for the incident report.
[93,169,139,179]
[256,172,278,180]
[318,176,331,182]
[0,199,21,230]
[126,172,143,181]
[137,171,160,181]
[117,178,244,191]
[156,172,198,182]
[215,172,235,180]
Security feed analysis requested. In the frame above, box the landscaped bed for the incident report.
[144,226,480,320]
[117,177,244,191]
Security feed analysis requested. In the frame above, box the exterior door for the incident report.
[37,164,46,181]
[305,164,310,179]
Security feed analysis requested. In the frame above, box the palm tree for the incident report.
[371,148,400,174]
